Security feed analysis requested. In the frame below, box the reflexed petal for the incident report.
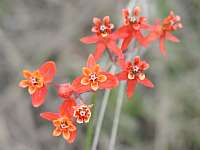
[87,54,96,68]
[32,86,47,107]
[68,130,77,144]
[91,82,99,91]
[94,42,106,61]
[145,31,160,44]
[40,112,59,121]
[82,67,92,76]
[127,79,137,98]
[165,32,180,42]
[63,131,70,141]
[159,37,166,56]
[52,128,62,136]
[39,61,56,84]
[128,73,135,80]
[72,76,91,94]
[59,98,76,118]
[138,73,145,80]
[80,35,99,44]
[107,40,123,58]
[140,61,149,70]
[133,56,140,65]
[99,72,118,89]
[28,86,36,95]
[121,35,133,50]
[135,31,147,47]
[81,77,90,86]
[138,78,154,88]
[98,74,107,82]
[23,70,32,78]
[116,71,128,80]
[19,80,29,88]
[133,6,140,16]
[122,8,129,17]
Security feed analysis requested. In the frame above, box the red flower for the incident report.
[40,98,77,143]
[116,56,154,98]
[146,11,183,55]
[72,54,118,93]
[57,83,76,99]
[80,16,126,61]
[73,101,93,124]
[19,61,56,107]
[118,6,151,50]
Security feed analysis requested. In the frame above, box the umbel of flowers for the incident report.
[19,6,182,143]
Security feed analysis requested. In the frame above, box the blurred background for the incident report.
[0,0,199,150]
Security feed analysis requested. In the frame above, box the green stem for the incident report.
[84,93,97,150]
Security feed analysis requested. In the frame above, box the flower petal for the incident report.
[103,16,110,25]
[159,37,166,56]
[63,131,70,141]
[23,70,32,78]
[165,32,180,42]
[91,82,99,91]
[19,80,29,88]
[138,78,154,88]
[98,74,107,83]
[92,64,101,73]
[127,79,137,98]
[59,98,76,118]
[121,35,133,50]
[134,56,140,65]
[93,17,101,26]
[68,130,77,144]
[139,61,149,70]
[52,128,62,136]
[94,42,106,61]
[82,67,92,76]
[28,86,37,95]
[116,71,128,80]
[72,76,91,94]
[80,35,99,44]
[40,112,60,121]
[87,54,96,68]
[39,61,56,84]
[81,77,90,86]
[106,40,123,58]
[99,72,118,89]
[32,86,47,107]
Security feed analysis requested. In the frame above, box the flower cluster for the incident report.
[19,6,182,143]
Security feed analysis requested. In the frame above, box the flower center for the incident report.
[89,73,98,82]
[80,110,86,116]
[100,25,106,33]
[131,66,140,74]
[129,16,137,23]
[30,77,38,85]
[60,120,68,129]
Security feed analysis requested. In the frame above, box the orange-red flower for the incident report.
[72,54,118,93]
[80,16,126,61]
[57,83,76,99]
[73,101,93,124]
[116,56,154,98]
[40,98,77,143]
[146,11,183,55]
[118,6,151,50]
[19,61,56,107]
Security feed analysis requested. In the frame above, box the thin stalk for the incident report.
[91,65,116,150]
[84,93,97,150]
[108,81,126,150]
